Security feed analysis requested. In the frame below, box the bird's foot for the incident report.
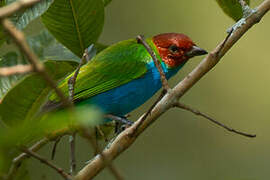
[227,4,257,33]
[104,114,133,134]
[114,115,133,134]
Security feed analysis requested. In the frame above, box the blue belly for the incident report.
[76,62,183,116]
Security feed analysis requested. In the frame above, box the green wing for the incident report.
[49,39,154,102]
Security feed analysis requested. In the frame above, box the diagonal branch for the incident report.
[6,138,49,180]
[136,35,170,91]
[7,128,72,180]
[80,128,124,180]
[135,35,170,132]
[75,1,270,179]
[21,147,72,180]
[1,18,72,108]
[0,0,41,18]
[173,102,256,138]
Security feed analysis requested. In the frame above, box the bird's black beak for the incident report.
[185,46,208,58]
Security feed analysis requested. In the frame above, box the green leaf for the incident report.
[216,0,250,21]
[0,52,18,66]
[0,60,78,126]
[15,0,53,30]
[41,0,105,57]
[1,0,53,46]
[6,0,53,30]
[0,52,22,98]
[27,29,80,61]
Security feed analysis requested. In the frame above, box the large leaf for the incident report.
[0,52,22,98]
[0,60,78,126]
[6,0,53,30]
[27,29,103,61]
[27,29,80,61]
[216,0,250,21]
[41,0,105,57]
[0,0,53,46]
[15,0,54,30]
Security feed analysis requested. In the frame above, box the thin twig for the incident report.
[0,0,41,18]
[136,35,170,91]
[75,1,270,179]
[68,49,87,101]
[51,137,61,160]
[134,35,170,133]
[174,102,256,138]
[21,147,72,180]
[218,28,233,57]
[69,133,76,175]
[0,65,33,76]
[7,129,72,180]
[6,138,49,180]
[67,49,88,174]
[1,18,72,109]
[80,128,124,180]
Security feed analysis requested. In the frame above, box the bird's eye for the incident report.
[168,45,179,54]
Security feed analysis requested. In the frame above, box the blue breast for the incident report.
[76,61,184,116]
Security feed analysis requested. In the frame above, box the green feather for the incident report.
[49,38,159,102]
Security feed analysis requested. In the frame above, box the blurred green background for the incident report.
[4,0,270,179]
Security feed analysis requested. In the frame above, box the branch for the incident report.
[173,102,256,138]
[0,64,33,76]
[1,18,72,109]
[135,35,171,132]
[75,1,270,179]
[21,147,72,180]
[67,49,88,174]
[136,35,170,91]
[7,128,72,180]
[6,138,49,180]
[68,49,87,101]
[0,0,41,19]
[80,128,124,180]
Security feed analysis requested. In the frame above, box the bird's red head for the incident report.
[153,33,207,68]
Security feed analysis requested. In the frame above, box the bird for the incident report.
[44,33,207,124]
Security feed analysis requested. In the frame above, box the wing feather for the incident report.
[49,39,152,102]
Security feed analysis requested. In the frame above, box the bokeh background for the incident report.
[3,0,270,179]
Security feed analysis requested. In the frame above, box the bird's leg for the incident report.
[105,114,133,134]
[227,0,257,33]
[105,114,133,126]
